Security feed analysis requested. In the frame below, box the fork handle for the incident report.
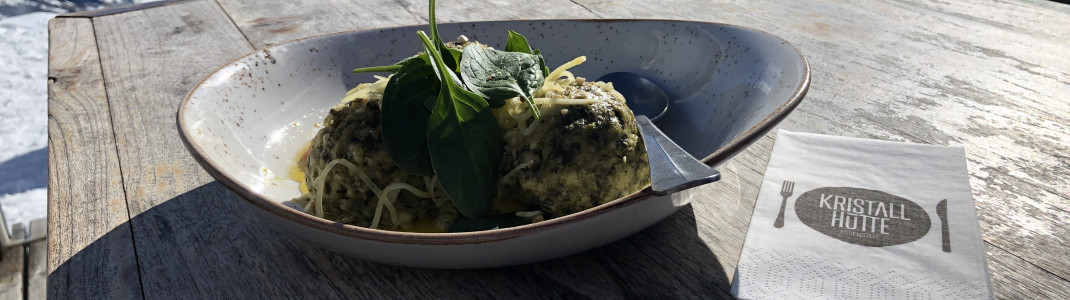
[774,196,788,228]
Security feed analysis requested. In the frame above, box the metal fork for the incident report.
[773,181,794,228]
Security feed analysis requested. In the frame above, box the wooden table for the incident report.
[0,221,47,300]
[46,0,1068,298]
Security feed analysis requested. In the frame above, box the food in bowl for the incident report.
[292,0,649,233]
[178,14,810,267]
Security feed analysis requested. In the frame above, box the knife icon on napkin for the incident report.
[937,199,950,253]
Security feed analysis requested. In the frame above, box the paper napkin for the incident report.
[731,130,992,299]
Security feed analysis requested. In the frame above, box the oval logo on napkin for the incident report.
[794,187,930,247]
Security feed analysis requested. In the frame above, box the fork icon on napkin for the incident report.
[774,180,794,228]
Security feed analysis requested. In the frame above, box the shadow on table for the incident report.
[49,181,732,298]
[0,147,47,196]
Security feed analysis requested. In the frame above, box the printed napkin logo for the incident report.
[735,132,990,300]
[793,187,931,247]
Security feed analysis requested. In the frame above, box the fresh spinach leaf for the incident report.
[425,48,462,110]
[505,31,549,77]
[352,64,404,74]
[443,48,462,72]
[380,55,437,176]
[353,54,423,74]
[352,46,462,75]
[418,30,503,218]
[533,49,550,78]
[458,45,545,116]
[504,30,534,54]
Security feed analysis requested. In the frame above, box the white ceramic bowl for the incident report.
[179,19,809,268]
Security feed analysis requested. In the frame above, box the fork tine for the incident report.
[781,180,788,192]
[788,181,794,192]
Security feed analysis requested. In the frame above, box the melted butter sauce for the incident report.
[288,144,311,194]
[408,217,447,233]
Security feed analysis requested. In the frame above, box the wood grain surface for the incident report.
[46,0,1069,298]
[0,224,24,300]
[216,0,597,48]
[26,220,47,300]
[46,17,142,299]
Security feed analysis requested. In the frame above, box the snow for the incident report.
[2,0,142,18]
[0,0,151,236]
[0,11,53,235]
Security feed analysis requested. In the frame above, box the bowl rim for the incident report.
[177,18,811,245]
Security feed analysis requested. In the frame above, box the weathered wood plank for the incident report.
[215,0,598,48]
[86,0,757,297]
[91,0,253,214]
[691,130,778,281]
[88,0,288,298]
[59,0,195,18]
[47,0,1069,298]
[555,0,1070,298]
[26,219,47,300]
[0,224,25,300]
[985,240,1070,299]
[583,0,1070,295]
[89,1,401,297]
[46,17,142,299]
